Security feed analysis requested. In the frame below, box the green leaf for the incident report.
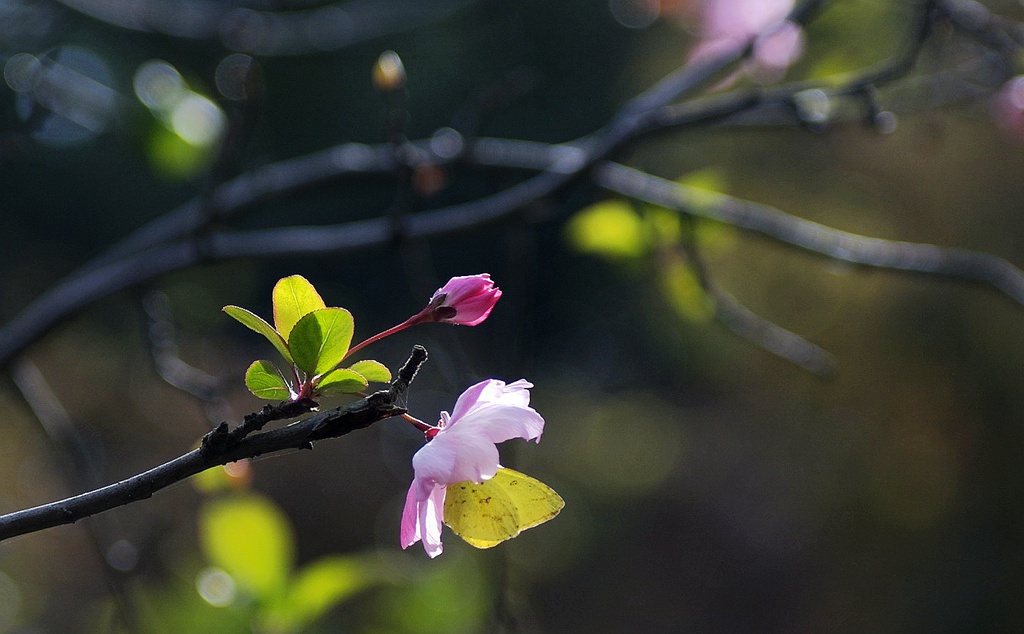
[272,275,326,340]
[199,494,294,601]
[565,200,647,260]
[660,254,714,324]
[346,359,391,383]
[288,308,354,376]
[244,360,292,400]
[315,368,368,396]
[223,305,292,363]
[262,555,378,632]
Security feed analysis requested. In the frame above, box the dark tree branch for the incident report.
[0,346,427,543]
[594,162,1024,305]
[0,0,1019,376]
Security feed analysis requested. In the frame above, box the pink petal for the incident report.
[447,379,535,426]
[400,481,422,549]
[419,483,447,558]
[400,479,448,558]
[413,430,501,484]
[446,378,495,424]
[455,403,544,445]
[753,20,804,71]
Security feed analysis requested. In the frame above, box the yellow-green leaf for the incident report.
[244,360,292,400]
[289,308,354,376]
[346,359,391,383]
[565,200,646,259]
[199,494,294,600]
[315,368,368,396]
[272,275,326,340]
[262,555,378,632]
[223,305,292,363]
[660,255,714,323]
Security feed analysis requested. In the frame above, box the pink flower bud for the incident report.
[427,274,502,326]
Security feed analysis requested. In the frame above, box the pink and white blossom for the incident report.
[688,0,805,84]
[400,378,544,558]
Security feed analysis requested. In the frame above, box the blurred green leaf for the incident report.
[375,552,491,634]
[199,494,294,601]
[113,576,251,634]
[289,308,354,376]
[262,555,378,632]
[147,124,213,180]
[346,359,392,383]
[272,275,326,340]
[223,305,292,363]
[660,255,714,323]
[315,368,368,396]
[566,200,647,259]
[245,360,292,400]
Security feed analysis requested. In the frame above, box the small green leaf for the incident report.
[346,359,391,383]
[272,275,326,340]
[565,200,647,260]
[315,368,368,396]
[288,308,354,376]
[262,555,378,632]
[199,494,294,601]
[223,305,292,363]
[245,360,292,400]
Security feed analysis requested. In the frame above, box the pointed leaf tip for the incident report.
[272,275,326,340]
[224,305,293,363]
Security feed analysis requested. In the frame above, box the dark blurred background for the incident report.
[3,0,1024,632]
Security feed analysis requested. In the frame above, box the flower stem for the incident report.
[346,313,426,358]
[401,413,434,433]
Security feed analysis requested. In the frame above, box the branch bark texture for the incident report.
[0,346,426,543]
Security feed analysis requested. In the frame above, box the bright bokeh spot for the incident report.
[195,567,237,607]
[134,60,186,111]
[566,200,647,259]
[170,93,226,146]
[134,58,226,177]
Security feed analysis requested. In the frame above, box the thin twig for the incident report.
[674,227,837,377]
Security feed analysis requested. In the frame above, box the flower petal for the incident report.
[419,483,447,558]
[413,431,501,484]
[400,479,448,558]
[430,274,501,326]
[446,379,535,428]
